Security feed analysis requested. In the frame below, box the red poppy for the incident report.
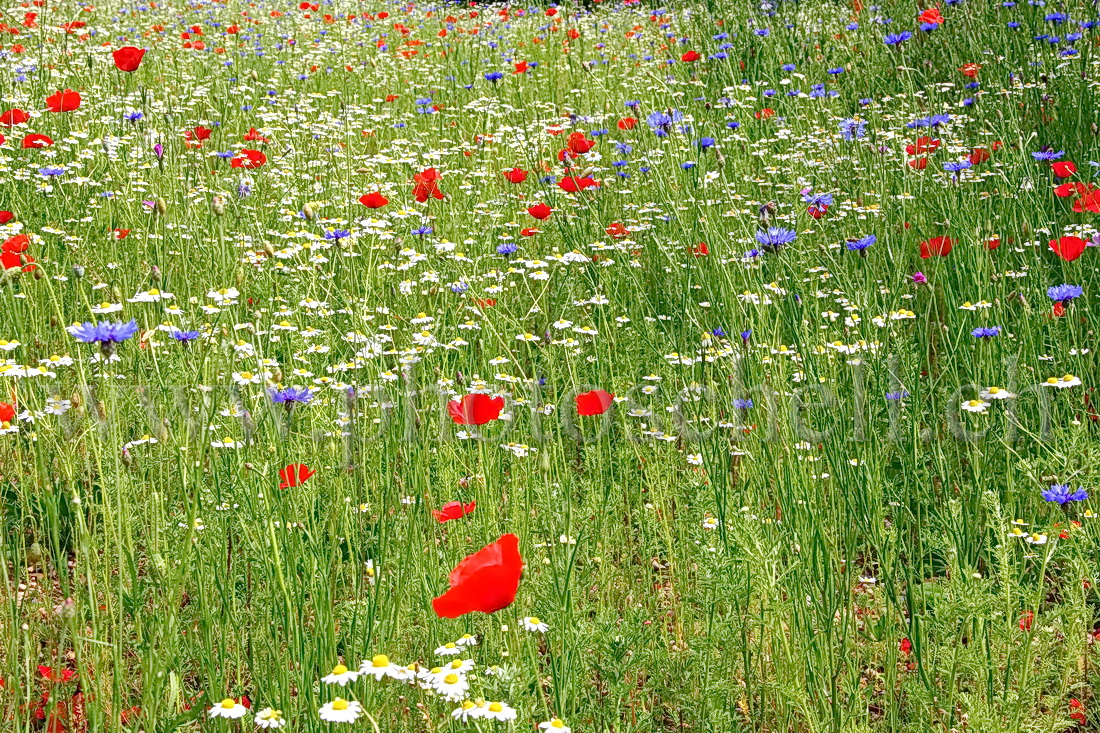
[112,229,130,240]
[448,393,504,425]
[567,131,595,155]
[918,7,943,25]
[45,90,80,113]
[279,463,315,489]
[432,533,523,618]
[1055,182,1091,197]
[919,236,954,258]
[986,237,1000,250]
[22,133,53,148]
[0,133,5,146]
[359,192,389,208]
[0,402,14,424]
[969,147,991,165]
[755,108,775,120]
[807,204,827,219]
[527,203,552,220]
[113,46,146,72]
[432,500,476,523]
[230,149,266,168]
[1053,301,1066,317]
[0,109,29,127]
[905,137,940,155]
[1052,161,1076,178]
[3,234,29,253]
[189,125,212,140]
[1073,190,1100,213]
[899,638,912,655]
[0,211,12,225]
[680,50,699,62]
[38,666,77,683]
[413,167,445,202]
[243,127,269,142]
[576,389,614,416]
[605,222,629,238]
[617,117,637,130]
[520,227,539,236]
[692,242,709,257]
[503,168,528,184]
[1019,610,1034,631]
[959,62,981,77]
[1049,235,1087,262]
[908,157,928,170]
[513,60,528,74]
[558,176,598,193]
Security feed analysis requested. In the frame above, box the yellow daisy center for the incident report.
[332,698,348,711]
[444,674,460,684]
[332,664,348,675]
[529,617,541,625]
[220,699,237,709]
[371,654,389,667]
[489,702,504,713]
[551,721,565,729]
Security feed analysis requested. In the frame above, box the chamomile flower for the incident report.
[482,701,518,722]
[435,642,462,656]
[1043,374,1082,388]
[451,700,487,722]
[454,633,479,647]
[208,698,249,720]
[979,387,1014,400]
[522,616,549,633]
[539,718,573,733]
[322,664,359,686]
[254,708,286,729]
[359,653,400,680]
[318,698,362,724]
[961,399,990,413]
[433,672,470,701]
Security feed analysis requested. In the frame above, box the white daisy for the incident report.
[318,698,362,724]
[322,664,359,686]
[208,698,248,720]
[254,707,286,729]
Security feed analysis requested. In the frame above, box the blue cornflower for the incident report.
[484,71,504,82]
[38,167,66,177]
[943,160,972,173]
[124,111,144,122]
[697,137,715,149]
[497,242,518,255]
[171,330,201,343]
[839,117,867,140]
[269,386,314,406]
[971,326,1001,338]
[1047,284,1083,301]
[412,225,434,236]
[740,330,752,342]
[711,328,726,337]
[71,320,139,356]
[324,229,351,241]
[755,227,797,251]
[846,234,876,251]
[733,398,754,409]
[1042,483,1089,504]
[885,390,910,401]
[884,31,912,46]
[1032,149,1064,161]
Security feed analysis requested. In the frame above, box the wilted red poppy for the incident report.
[230,149,266,168]
[0,109,29,127]
[576,389,614,416]
[681,50,699,62]
[1053,301,1066,317]
[279,463,315,489]
[1049,236,1087,262]
[0,211,12,225]
[527,203,552,220]
[617,117,637,130]
[45,90,81,113]
[503,168,527,184]
[22,133,53,148]
[243,127,269,143]
[558,176,598,193]
[605,222,628,238]
[413,167,445,202]
[113,46,146,72]
[432,533,522,618]
[1052,161,1076,178]
[432,500,476,523]
[919,236,954,258]
[899,638,912,655]
[448,393,504,425]
[359,192,388,208]
[38,666,76,683]
[0,402,14,424]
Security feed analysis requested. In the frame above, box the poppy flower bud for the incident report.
[155,197,167,216]
[234,267,245,286]
[243,462,254,472]
[263,242,275,257]
[32,266,43,281]
[302,203,315,221]
[72,264,84,279]
[150,265,161,282]
[56,597,77,620]
[211,195,226,216]
[49,315,58,328]
[121,448,132,466]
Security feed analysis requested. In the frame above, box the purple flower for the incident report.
[270,386,314,406]
[1047,284,1083,302]
[971,326,1001,338]
[70,319,139,357]
[912,272,927,284]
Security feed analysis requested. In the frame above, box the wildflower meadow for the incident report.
[4,0,1100,730]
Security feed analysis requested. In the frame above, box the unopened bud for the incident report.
[211,195,226,216]
[155,197,167,216]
